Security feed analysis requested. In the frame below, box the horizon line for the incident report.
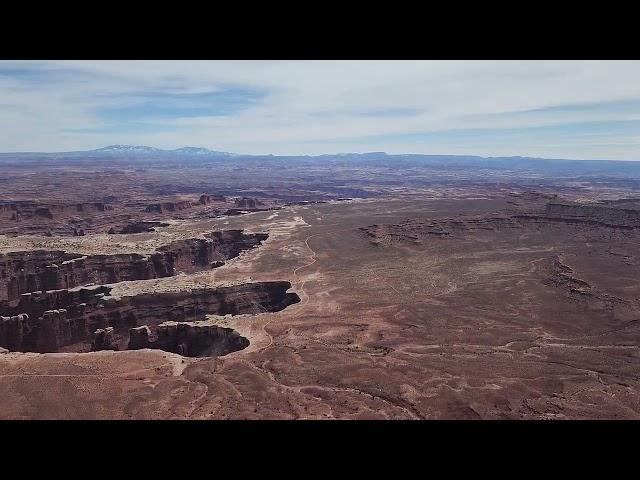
[0,145,639,163]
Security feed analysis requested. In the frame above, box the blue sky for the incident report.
[1,60,639,160]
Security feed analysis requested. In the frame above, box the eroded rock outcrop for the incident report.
[128,325,151,349]
[128,322,249,357]
[144,201,193,213]
[234,197,263,209]
[199,194,226,205]
[543,202,640,228]
[360,200,640,248]
[0,201,116,236]
[0,201,111,223]
[0,230,268,302]
[3,286,110,322]
[0,307,93,353]
[91,327,117,351]
[0,314,29,352]
[0,281,299,353]
[0,250,84,301]
[108,221,170,234]
[359,220,452,246]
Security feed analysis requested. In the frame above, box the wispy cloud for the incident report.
[0,60,639,159]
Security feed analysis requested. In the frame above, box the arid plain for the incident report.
[1,154,640,419]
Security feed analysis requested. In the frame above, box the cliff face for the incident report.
[108,221,169,234]
[0,201,111,223]
[0,314,29,352]
[0,250,84,302]
[0,230,268,302]
[544,203,640,228]
[0,199,126,237]
[144,201,193,213]
[0,309,92,353]
[233,197,267,209]
[360,200,640,248]
[127,321,249,357]
[199,194,226,205]
[0,282,299,353]
[0,192,266,237]
[0,224,293,356]
[0,251,156,302]
[91,327,117,351]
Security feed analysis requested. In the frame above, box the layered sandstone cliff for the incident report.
[0,230,268,302]
[234,197,263,209]
[199,194,226,205]
[108,221,169,234]
[144,201,193,213]
[544,202,640,228]
[0,282,299,353]
[127,321,249,357]
[0,201,111,222]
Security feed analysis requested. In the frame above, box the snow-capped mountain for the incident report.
[172,147,236,156]
[85,145,237,157]
[93,145,165,154]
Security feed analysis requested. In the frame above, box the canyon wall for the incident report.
[199,194,226,204]
[544,203,640,227]
[144,201,193,213]
[0,230,268,302]
[234,197,263,209]
[126,321,249,357]
[0,201,112,222]
[108,221,169,234]
[0,281,299,353]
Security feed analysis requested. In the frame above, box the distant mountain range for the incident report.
[0,145,237,158]
[1,146,640,178]
[2,145,635,162]
[1,145,395,159]
[86,145,238,157]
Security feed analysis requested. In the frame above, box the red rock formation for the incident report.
[0,250,83,302]
[144,201,193,213]
[0,200,117,236]
[91,327,117,351]
[199,194,226,205]
[128,325,151,349]
[0,230,268,302]
[108,221,169,234]
[0,307,92,353]
[0,314,28,351]
[0,201,111,223]
[138,321,249,357]
[0,282,299,353]
[234,197,263,209]
[544,202,640,228]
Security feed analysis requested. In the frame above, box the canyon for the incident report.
[0,220,298,357]
[0,192,275,237]
[1,153,640,419]
[0,229,268,302]
[0,281,298,354]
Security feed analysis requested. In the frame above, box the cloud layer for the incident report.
[1,60,640,159]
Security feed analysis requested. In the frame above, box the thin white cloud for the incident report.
[0,60,639,159]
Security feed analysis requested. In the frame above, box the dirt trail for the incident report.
[257,227,352,353]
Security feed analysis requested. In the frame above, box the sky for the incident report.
[1,60,640,160]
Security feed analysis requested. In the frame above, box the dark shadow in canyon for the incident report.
[0,281,299,355]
